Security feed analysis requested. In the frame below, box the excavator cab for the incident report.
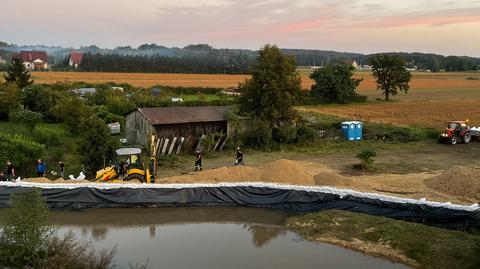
[95,146,157,183]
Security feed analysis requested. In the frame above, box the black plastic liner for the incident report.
[0,185,478,231]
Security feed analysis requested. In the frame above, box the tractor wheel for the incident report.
[450,136,458,145]
[463,133,471,144]
[124,173,146,183]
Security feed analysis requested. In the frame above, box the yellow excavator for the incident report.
[95,135,158,183]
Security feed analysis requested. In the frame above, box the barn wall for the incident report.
[154,121,227,139]
[126,111,156,146]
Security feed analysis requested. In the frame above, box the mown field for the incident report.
[2,71,480,128]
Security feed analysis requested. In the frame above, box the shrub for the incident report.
[9,106,43,135]
[0,132,45,167]
[296,124,318,142]
[363,124,431,142]
[0,189,53,267]
[242,119,275,150]
[0,189,115,269]
[354,148,377,171]
[34,125,62,148]
[272,125,298,144]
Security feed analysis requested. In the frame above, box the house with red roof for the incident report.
[68,52,84,68]
[19,51,48,69]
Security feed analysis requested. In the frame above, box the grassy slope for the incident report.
[287,210,480,269]
[0,122,83,177]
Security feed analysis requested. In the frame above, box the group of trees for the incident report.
[76,52,254,74]
[236,45,412,148]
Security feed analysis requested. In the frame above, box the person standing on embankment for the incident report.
[235,146,244,166]
[59,161,65,178]
[6,161,15,180]
[36,159,46,177]
[195,150,202,171]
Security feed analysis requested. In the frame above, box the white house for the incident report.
[20,51,48,69]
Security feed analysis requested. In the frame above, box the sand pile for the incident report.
[161,159,315,185]
[21,177,90,184]
[425,165,480,201]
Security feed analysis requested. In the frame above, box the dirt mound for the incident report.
[425,165,480,201]
[23,177,52,183]
[21,177,90,184]
[314,172,353,187]
[161,159,315,185]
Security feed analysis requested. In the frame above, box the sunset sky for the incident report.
[2,0,480,56]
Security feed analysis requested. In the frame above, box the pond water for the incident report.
[48,207,409,269]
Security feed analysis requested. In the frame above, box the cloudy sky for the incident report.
[2,0,480,56]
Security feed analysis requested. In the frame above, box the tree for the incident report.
[310,64,363,104]
[238,44,301,126]
[4,57,34,88]
[10,106,43,135]
[0,84,22,120]
[22,85,59,121]
[78,115,118,177]
[369,55,412,101]
[0,189,53,267]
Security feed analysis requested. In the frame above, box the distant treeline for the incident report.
[2,41,479,73]
[79,52,254,74]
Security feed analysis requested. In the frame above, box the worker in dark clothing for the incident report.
[235,146,244,166]
[194,150,202,171]
[59,161,65,178]
[6,161,15,180]
[36,159,46,177]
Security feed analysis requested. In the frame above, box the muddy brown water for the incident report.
[17,207,408,269]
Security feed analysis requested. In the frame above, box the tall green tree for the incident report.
[369,55,412,101]
[310,64,363,104]
[0,84,22,120]
[238,44,301,126]
[4,58,34,89]
[78,115,118,177]
[9,106,43,135]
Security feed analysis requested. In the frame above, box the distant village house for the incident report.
[19,51,48,69]
[342,59,358,69]
[68,52,84,68]
[0,56,6,65]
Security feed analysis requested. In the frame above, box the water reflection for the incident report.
[14,207,410,269]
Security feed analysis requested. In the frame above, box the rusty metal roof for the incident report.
[133,106,230,125]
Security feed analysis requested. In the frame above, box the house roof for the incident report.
[69,52,84,64]
[342,59,357,65]
[131,106,230,125]
[19,51,47,63]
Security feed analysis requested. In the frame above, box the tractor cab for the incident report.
[439,120,471,145]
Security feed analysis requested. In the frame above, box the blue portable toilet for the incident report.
[341,121,356,141]
[341,121,363,141]
[353,121,363,141]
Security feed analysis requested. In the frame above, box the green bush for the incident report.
[0,189,115,269]
[0,132,45,166]
[363,124,433,142]
[242,120,275,150]
[34,125,62,148]
[296,124,318,142]
[356,148,377,165]
[0,189,52,267]
[272,125,298,144]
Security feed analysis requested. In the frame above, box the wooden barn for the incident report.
[126,106,230,153]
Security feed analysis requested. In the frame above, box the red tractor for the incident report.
[439,121,471,145]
